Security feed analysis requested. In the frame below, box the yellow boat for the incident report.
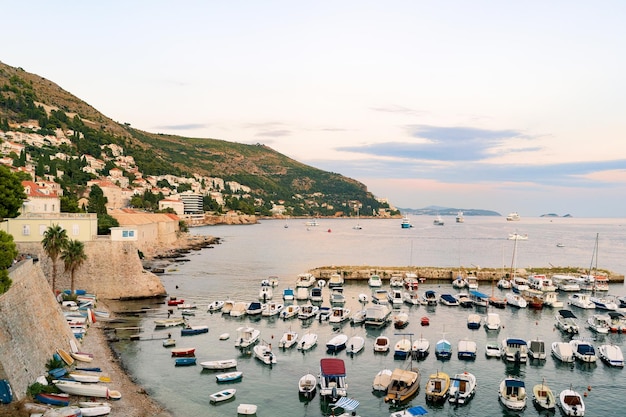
[56,348,74,366]
[425,371,450,403]
[384,368,421,404]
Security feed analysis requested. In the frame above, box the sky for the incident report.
[3,1,626,217]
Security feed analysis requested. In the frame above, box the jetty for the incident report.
[308,266,624,283]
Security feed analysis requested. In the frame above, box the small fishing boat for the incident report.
[70,352,94,363]
[79,403,112,417]
[200,359,237,370]
[501,338,528,363]
[484,313,501,331]
[35,392,70,406]
[393,311,410,329]
[598,344,624,367]
[466,313,481,329]
[261,301,284,317]
[485,342,501,358]
[425,371,450,403]
[297,332,318,351]
[448,371,476,405]
[373,336,390,353]
[298,304,318,320]
[384,368,421,404]
[346,336,365,355]
[170,347,196,357]
[393,337,412,359]
[435,338,452,360]
[281,304,300,319]
[162,339,176,347]
[216,371,243,383]
[237,403,258,415]
[498,377,527,411]
[570,339,597,362]
[527,338,546,360]
[329,306,351,323]
[372,369,393,392]
[559,388,585,416]
[420,316,430,326]
[298,373,317,398]
[234,326,260,348]
[457,339,477,360]
[551,341,575,363]
[278,330,299,349]
[350,309,366,325]
[207,300,224,312]
[326,334,348,353]
[219,333,230,340]
[253,341,277,365]
[555,309,580,334]
[154,318,185,328]
[532,380,556,411]
[319,358,347,400]
[174,357,197,366]
[180,325,209,336]
[209,388,236,403]
[411,337,430,359]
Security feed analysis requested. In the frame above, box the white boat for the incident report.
[411,337,430,359]
[330,288,346,304]
[368,274,383,287]
[162,338,176,347]
[298,304,319,320]
[319,358,347,400]
[587,314,611,333]
[400,215,412,228]
[328,307,351,324]
[278,330,299,349]
[393,337,411,359]
[209,388,236,403]
[506,212,521,221]
[200,359,237,370]
[298,373,317,398]
[448,372,476,405]
[527,339,546,360]
[154,318,185,328]
[309,287,324,303]
[439,293,460,306]
[532,380,556,411]
[456,211,464,223]
[389,276,404,287]
[268,276,279,287]
[559,388,585,416]
[234,326,260,348]
[259,284,273,301]
[373,289,390,304]
[543,292,563,308]
[350,309,366,325]
[295,287,310,301]
[498,377,526,411]
[598,344,624,367]
[551,341,575,363]
[590,295,618,311]
[55,381,121,400]
[570,340,597,362]
[484,313,501,331]
[497,278,511,289]
[433,214,444,226]
[568,293,595,309]
[207,300,224,312]
[297,332,318,351]
[422,290,438,306]
[261,301,284,317]
[508,232,528,240]
[282,288,294,301]
[245,301,264,315]
[466,313,481,329]
[328,273,344,288]
[305,219,319,227]
[505,292,527,308]
[358,293,369,303]
[70,352,94,363]
[219,333,229,340]
[373,336,390,353]
[501,338,528,363]
[281,304,300,319]
[364,304,391,328]
[555,309,580,334]
[346,336,365,355]
[68,372,108,383]
[388,289,404,305]
[485,342,501,358]
[221,299,235,314]
[553,275,581,291]
[317,306,332,321]
[457,339,477,360]
[452,275,468,289]
[372,369,393,392]
[326,334,348,353]
[229,302,249,317]
[393,311,410,329]
[215,371,243,383]
[403,291,421,305]
[237,403,258,415]
[296,272,316,288]
[253,342,276,365]
[79,405,112,416]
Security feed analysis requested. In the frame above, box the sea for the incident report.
[107,216,626,417]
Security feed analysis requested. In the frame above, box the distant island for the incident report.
[398,206,574,218]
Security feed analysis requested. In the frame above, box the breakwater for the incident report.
[309,265,624,283]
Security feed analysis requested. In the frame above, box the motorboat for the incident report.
[598,344,624,367]
[467,276,479,290]
[505,292,527,308]
[309,286,323,303]
[297,332,318,351]
[555,309,580,334]
[485,343,501,358]
[527,339,546,360]
[568,293,595,309]
[282,288,295,301]
[346,336,365,355]
[174,357,197,366]
[328,273,344,288]
[393,311,409,329]
[501,338,528,363]
[384,368,421,405]
[261,301,284,317]
[319,358,347,400]
[468,290,488,307]
[372,289,390,304]
[403,291,421,305]
[425,371,450,403]
[329,306,351,324]
[253,342,277,365]
[154,318,185,328]
[422,290,438,306]
[200,359,237,370]
[497,278,511,289]
[608,311,626,333]
[403,272,420,290]
[295,272,316,288]
[330,288,346,304]
[358,293,369,303]
[587,314,611,334]
[326,334,348,353]
[317,306,331,321]
[281,304,300,319]
[229,302,249,317]
[435,338,452,360]
[401,215,412,229]
[298,304,319,320]
[237,404,257,415]
[234,326,260,348]
[457,339,477,360]
[466,313,481,329]
[245,301,264,316]
[411,337,430,359]
[439,293,460,306]
[553,274,580,292]
[207,300,224,312]
[521,288,544,309]
[551,341,575,363]
[506,212,520,221]
[433,214,444,226]
[448,371,476,405]
[368,274,383,287]
[221,299,235,314]
[452,276,468,289]
[373,336,390,353]
[350,309,366,325]
[543,292,564,308]
[259,284,273,301]
[364,304,391,328]
[278,330,299,349]
[498,377,526,411]
[457,293,474,307]
[570,339,597,363]
[388,289,404,305]
[209,388,236,403]
[559,388,585,416]
[298,373,317,398]
[532,380,556,411]
[528,274,556,292]
[389,276,404,287]
[215,371,243,383]
[296,286,310,301]
[180,325,209,336]
[484,313,501,331]
[511,276,529,293]
[456,210,464,223]
[393,337,412,359]
[489,294,507,309]
[372,369,393,392]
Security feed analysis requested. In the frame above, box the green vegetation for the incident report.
[0,230,17,293]
[0,165,26,220]
[42,224,69,293]
[61,239,87,295]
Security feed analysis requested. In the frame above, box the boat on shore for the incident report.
[55,381,121,399]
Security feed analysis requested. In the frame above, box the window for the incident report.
[22,225,30,236]
[72,224,79,236]
[122,230,135,238]
[39,224,47,235]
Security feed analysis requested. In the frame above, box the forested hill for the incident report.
[0,61,392,217]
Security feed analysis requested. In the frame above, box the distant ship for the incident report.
[401,215,412,229]
[506,212,520,221]
[456,211,464,223]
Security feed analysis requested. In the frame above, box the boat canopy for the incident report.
[405,405,429,415]
[504,379,525,388]
[575,343,595,355]
[558,309,577,319]
[320,358,346,376]
[505,338,527,346]
[389,368,418,384]
[609,311,625,320]
[332,397,359,411]
[469,290,489,300]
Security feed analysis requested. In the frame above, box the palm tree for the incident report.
[61,239,87,295]
[41,224,69,293]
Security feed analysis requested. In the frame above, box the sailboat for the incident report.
[353,208,362,230]
[582,233,608,291]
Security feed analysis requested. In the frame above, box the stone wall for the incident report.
[0,260,78,401]
[18,240,167,300]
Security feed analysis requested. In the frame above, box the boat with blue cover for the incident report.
[181,325,209,336]
[175,357,197,366]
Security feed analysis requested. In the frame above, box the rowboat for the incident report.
[68,372,110,383]
[181,325,209,336]
[200,359,237,370]
[209,388,236,403]
[207,300,225,312]
[70,352,94,363]
[79,404,112,416]
[56,348,75,366]
[35,392,70,406]
[55,380,121,399]
[162,338,176,347]
[237,403,257,415]
[298,373,317,398]
[154,318,185,328]
[216,371,243,383]
[174,357,197,366]
[170,347,196,357]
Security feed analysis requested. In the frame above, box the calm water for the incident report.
[109,217,626,417]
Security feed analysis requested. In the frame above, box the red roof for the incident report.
[320,358,346,376]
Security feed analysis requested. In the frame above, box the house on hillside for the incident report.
[21,181,61,214]
[0,213,98,243]
[110,211,180,253]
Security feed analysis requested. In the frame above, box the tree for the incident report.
[87,185,108,215]
[42,224,69,293]
[97,214,119,235]
[61,239,87,295]
[0,165,26,220]
[0,231,17,294]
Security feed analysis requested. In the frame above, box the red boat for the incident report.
[420,316,430,326]
[170,347,196,357]
[168,297,185,306]
[35,392,70,406]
